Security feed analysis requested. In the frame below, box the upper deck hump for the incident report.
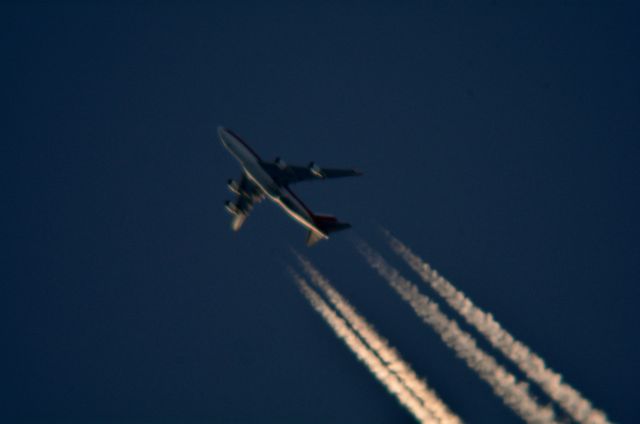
[218,126,262,161]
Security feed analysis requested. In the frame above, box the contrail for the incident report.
[383,230,610,424]
[290,270,435,424]
[355,241,557,424]
[294,254,461,424]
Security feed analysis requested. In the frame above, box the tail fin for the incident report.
[305,214,351,247]
[305,231,326,247]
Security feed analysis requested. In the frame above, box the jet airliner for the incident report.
[218,127,362,246]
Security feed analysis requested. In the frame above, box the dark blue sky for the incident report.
[3,2,639,423]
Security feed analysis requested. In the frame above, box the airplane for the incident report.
[218,126,362,246]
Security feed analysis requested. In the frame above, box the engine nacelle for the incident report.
[275,157,287,170]
[224,201,239,215]
[309,162,324,178]
[227,179,240,195]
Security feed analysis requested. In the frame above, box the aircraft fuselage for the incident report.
[218,127,328,239]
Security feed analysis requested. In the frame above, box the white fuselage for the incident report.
[218,127,327,238]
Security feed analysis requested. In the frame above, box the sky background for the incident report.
[2,1,639,423]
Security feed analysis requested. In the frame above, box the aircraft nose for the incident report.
[217,126,230,145]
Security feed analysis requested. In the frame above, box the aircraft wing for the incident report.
[225,174,263,231]
[269,162,362,185]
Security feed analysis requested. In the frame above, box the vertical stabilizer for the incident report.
[305,231,326,247]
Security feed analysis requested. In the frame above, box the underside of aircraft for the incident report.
[219,127,362,246]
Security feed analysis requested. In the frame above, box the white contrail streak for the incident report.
[290,271,435,424]
[383,230,610,424]
[355,241,557,424]
[295,254,461,424]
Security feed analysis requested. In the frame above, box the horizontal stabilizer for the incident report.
[313,214,351,235]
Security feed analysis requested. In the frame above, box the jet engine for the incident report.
[309,162,324,178]
[275,157,287,170]
[224,201,240,215]
[227,179,240,195]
